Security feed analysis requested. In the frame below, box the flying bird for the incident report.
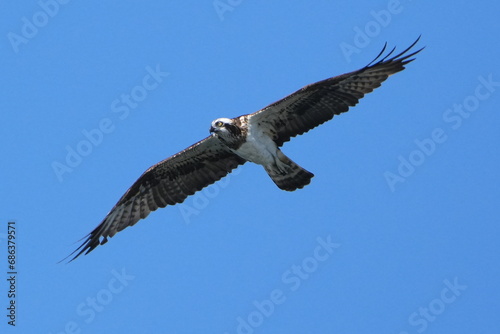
[68,38,423,261]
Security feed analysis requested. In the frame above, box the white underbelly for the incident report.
[234,132,277,166]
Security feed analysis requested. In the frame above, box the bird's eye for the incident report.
[215,121,224,127]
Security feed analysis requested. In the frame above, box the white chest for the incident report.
[234,127,278,166]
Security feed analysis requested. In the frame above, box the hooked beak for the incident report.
[210,126,218,134]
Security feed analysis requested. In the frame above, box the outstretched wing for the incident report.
[248,37,423,146]
[67,135,246,261]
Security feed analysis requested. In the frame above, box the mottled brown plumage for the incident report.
[66,38,422,262]
[250,37,423,146]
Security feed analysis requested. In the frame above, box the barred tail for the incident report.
[265,151,314,191]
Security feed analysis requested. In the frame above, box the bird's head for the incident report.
[210,118,240,138]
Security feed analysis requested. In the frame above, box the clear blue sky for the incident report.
[1,1,499,333]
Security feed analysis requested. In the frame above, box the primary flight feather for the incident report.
[68,38,423,261]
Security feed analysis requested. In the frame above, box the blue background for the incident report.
[1,1,499,333]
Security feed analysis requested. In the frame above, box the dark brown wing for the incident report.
[67,135,246,261]
[249,37,423,146]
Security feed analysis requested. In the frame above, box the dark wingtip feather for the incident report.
[365,42,389,67]
[364,35,424,70]
[59,225,106,264]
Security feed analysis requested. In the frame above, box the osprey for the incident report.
[68,38,422,261]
